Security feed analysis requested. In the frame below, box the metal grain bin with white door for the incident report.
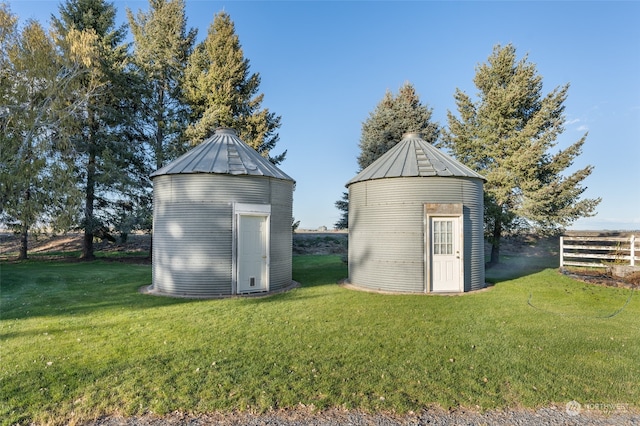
[347,132,486,293]
[149,127,295,298]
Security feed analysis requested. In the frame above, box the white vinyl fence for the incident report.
[560,234,638,268]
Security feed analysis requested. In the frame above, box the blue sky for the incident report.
[10,0,640,231]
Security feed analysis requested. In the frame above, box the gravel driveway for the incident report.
[85,406,639,426]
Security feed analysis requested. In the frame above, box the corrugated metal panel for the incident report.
[152,173,293,298]
[151,127,294,183]
[268,179,293,291]
[348,176,485,293]
[168,174,270,204]
[462,180,485,291]
[348,179,425,293]
[347,133,485,186]
[152,194,233,297]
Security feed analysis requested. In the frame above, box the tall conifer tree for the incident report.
[183,11,284,163]
[335,82,439,229]
[124,0,196,246]
[443,44,600,265]
[52,0,138,259]
[127,0,196,169]
[357,82,439,170]
[0,9,56,259]
[0,5,88,258]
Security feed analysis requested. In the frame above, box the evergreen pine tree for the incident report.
[335,82,439,229]
[183,11,284,163]
[357,82,439,170]
[52,0,139,259]
[0,5,85,259]
[127,0,196,169]
[0,10,53,259]
[125,0,196,247]
[333,192,349,230]
[443,44,600,266]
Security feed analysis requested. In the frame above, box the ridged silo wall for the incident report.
[152,174,293,297]
[348,176,484,293]
[268,179,294,291]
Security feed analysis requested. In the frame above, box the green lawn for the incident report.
[1,256,638,425]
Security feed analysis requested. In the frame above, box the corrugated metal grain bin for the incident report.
[346,132,486,293]
[149,127,295,298]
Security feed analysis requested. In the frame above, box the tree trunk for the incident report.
[81,150,96,260]
[488,216,502,267]
[18,187,30,260]
[155,86,165,170]
[19,225,28,260]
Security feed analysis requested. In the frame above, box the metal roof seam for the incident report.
[150,128,294,182]
[346,133,486,186]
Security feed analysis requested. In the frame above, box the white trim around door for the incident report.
[425,204,464,293]
[233,204,271,294]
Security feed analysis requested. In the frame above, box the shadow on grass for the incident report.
[2,255,348,321]
[485,236,561,284]
[292,251,558,289]
[14,250,150,262]
[0,260,193,321]
[292,254,347,288]
[485,253,559,283]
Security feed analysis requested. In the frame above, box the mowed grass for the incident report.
[1,256,639,425]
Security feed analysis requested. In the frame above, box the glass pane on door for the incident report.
[433,219,453,255]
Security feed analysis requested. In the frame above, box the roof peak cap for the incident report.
[215,127,237,136]
[402,131,422,140]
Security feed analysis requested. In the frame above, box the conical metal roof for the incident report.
[346,132,485,186]
[150,128,293,182]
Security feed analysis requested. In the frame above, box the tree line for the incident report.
[1,0,600,266]
[0,0,283,260]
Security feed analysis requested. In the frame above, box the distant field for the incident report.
[0,231,349,259]
[1,252,638,425]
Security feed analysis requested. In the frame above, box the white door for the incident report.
[431,217,462,292]
[237,214,268,293]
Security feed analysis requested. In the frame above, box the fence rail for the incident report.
[560,234,637,268]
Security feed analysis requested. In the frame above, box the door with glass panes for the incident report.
[430,217,462,292]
